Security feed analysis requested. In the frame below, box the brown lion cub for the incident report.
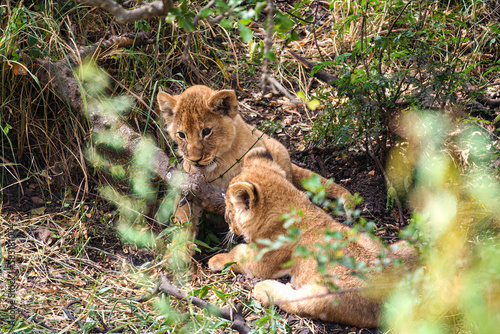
[208,148,416,328]
[157,85,351,231]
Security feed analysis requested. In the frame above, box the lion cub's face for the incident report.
[157,85,239,171]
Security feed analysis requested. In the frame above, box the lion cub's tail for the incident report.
[291,163,352,202]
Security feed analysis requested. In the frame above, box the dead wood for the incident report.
[139,273,251,334]
[465,83,500,109]
[24,32,226,215]
[288,50,339,84]
[75,0,174,24]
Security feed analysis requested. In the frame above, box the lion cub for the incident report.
[157,85,351,231]
[208,148,416,328]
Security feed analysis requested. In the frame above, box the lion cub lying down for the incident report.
[208,148,416,328]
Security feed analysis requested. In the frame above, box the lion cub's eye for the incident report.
[202,128,212,137]
[177,132,186,139]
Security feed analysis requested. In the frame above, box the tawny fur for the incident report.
[208,148,417,328]
[157,85,351,230]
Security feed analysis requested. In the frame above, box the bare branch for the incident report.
[76,0,174,24]
[258,0,300,103]
[147,273,252,334]
[259,0,275,93]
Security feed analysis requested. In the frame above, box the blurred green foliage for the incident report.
[384,111,500,333]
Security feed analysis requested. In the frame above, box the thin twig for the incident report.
[378,0,413,75]
[365,146,405,226]
[359,0,370,78]
[312,0,325,62]
[259,0,300,102]
[207,132,265,183]
[182,0,216,64]
[286,10,314,23]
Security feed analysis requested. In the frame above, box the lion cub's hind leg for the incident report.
[253,281,380,328]
[253,282,330,318]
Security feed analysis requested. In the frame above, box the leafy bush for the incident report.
[306,1,499,153]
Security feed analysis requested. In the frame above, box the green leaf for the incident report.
[238,22,253,43]
[168,7,182,18]
[212,288,229,303]
[264,51,277,61]
[240,9,255,21]
[2,123,12,135]
[194,285,209,299]
[254,1,267,18]
[222,262,235,273]
[301,173,323,192]
[228,0,243,7]
[274,12,294,32]
[219,18,233,29]
[253,315,270,326]
[194,239,210,248]
[289,30,299,42]
[374,35,389,51]
[495,113,500,124]
[179,18,195,32]
[311,61,335,76]
[240,17,251,26]
[27,35,37,47]
[386,186,397,212]
[199,8,214,19]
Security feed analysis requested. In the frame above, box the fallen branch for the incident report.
[23,32,226,215]
[75,0,174,24]
[288,49,338,84]
[465,83,500,109]
[139,273,251,334]
[179,170,226,215]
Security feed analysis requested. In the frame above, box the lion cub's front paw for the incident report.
[253,280,290,306]
[208,254,231,272]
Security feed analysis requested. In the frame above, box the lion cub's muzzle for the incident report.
[187,156,217,168]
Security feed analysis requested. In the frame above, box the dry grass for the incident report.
[0,205,154,331]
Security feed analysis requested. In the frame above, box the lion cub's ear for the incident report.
[207,90,238,118]
[157,91,178,121]
[228,181,258,221]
